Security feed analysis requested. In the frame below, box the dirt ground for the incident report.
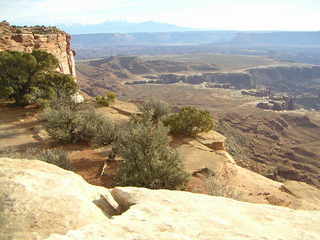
[0,102,214,193]
[0,103,40,150]
[0,102,117,187]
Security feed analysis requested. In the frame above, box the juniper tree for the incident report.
[0,50,77,105]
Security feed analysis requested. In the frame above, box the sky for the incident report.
[1,0,319,31]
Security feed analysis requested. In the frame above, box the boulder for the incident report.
[0,158,118,240]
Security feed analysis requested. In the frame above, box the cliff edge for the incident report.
[0,21,76,77]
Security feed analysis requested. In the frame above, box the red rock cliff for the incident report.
[0,21,76,78]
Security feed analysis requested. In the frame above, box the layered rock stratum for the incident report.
[0,21,76,77]
[0,157,319,240]
[127,64,320,92]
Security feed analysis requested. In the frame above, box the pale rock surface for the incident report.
[111,99,140,116]
[282,181,320,204]
[175,136,320,210]
[96,99,140,123]
[0,158,118,240]
[1,158,320,240]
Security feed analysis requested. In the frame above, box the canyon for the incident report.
[76,54,320,189]
[78,55,320,99]
[127,64,320,94]
[1,21,320,239]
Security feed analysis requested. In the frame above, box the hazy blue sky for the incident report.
[1,0,319,30]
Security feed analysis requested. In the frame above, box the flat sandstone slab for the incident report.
[0,158,319,240]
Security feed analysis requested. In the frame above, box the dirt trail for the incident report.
[0,104,40,151]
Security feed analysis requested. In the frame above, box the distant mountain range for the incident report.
[71,31,237,47]
[72,30,320,62]
[59,21,196,34]
[233,31,320,45]
[71,31,320,48]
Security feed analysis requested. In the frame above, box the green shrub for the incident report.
[138,98,171,122]
[43,104,115,144]
[38,149,72,170]
[95,95,108,106]
[0,146,72,171]
[0,50,77,106]
[96,91,117,107]
[164,106,215,137]
[114,114,189,189]
[107,91,117,101]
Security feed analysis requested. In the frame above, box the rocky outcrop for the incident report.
[1,157,320,240]
[132,72,253,89]
[0,21,76,77]
[87,56,217,76]
[175,132,320,210]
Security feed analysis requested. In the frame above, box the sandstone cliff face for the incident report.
[0,21,76,77]
[1,157,319,240]
[248,65,320,91]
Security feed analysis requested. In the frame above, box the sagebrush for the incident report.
[38,149,72,170]
[138,98,171,123]
[0,147,72,170]
[114,113,189,189]
[43,102,116,145]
